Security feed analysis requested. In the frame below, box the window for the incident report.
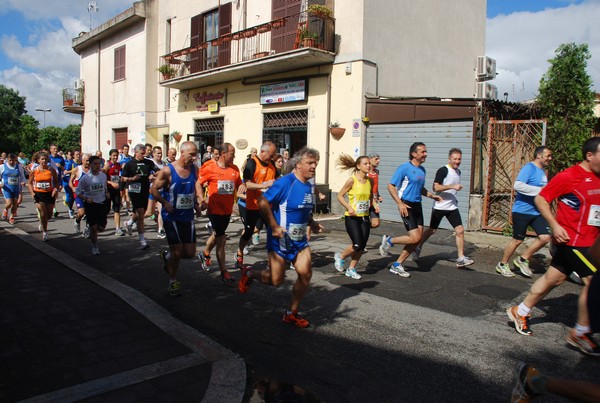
[204,10,219,70]
[114,45,126,81]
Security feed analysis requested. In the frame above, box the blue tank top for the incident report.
[162,164,197,222]
[1,163,22,193]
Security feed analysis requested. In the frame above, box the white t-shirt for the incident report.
[433,165,460,211]
[77,172,107,203]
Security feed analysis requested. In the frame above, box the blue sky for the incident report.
[0,0,598,127]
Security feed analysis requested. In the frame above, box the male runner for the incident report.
[49,144,65,217]
[412,148,473,267]
[103,149,124,235]
[506,138,600,356]
[76,156,109,255]
[238,147,323,328]
[0,153,27,224]
[154,141,202,296]
[379,142,442,277]
[70,153,91,237]
[496,146,553,277]
[197,142,242,283]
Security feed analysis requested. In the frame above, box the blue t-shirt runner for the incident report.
[512,162,548,216]
[389,161,426,203]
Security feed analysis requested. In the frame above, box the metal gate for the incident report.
[481,119,546,232]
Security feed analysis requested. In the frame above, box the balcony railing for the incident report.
[158,11,335,82]
[62,88,85,114]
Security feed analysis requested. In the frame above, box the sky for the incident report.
[0,0,598,128]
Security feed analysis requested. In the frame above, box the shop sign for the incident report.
[193,89,227,111]
[260,80,306,105]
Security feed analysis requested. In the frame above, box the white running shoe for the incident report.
[91,245,100,255]
[42,232,49,242]
[379,235,392,256]
[73,220,81,234]
[345,268,362,279]
[82,226,90,239]
[389,262,410,277]
[334,252,347,273]
[126,221,133,236]
[456,256,474,268]
[252,233,260,245]
[138,240,149,250]
[496,262,515,277]
[115,228,124,236]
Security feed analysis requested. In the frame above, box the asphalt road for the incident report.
[9,196,598,402]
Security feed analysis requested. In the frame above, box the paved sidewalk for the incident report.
[0,223,245,402]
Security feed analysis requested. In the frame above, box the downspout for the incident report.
[324,72,331,185]
[97,40,101,152]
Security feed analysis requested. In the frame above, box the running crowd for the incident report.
[1,138,599,357]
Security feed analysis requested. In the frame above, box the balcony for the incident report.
[62,88,84,114]
[159,11,335,90]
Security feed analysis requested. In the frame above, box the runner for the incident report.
[367,152,382,229]
[121,144,159,250]
[0,153,27,224]
[379,142,442,277]
[49,144,65,217]
[506,138,600,357]
[235,141,278,269]
[412,148,474,267]
[27,152,59,241]
[119,144,132,211]
[76,156,109,255]
[103,149,124,235]
[197,142,242,283]
[145,146,166,238]
[166,147,177,164]
[153,141,202,296]
[333,154,378,280]
[238,147,323,328]
[62,150,77,218]
[70,153,91,237]
[496,146,553,277]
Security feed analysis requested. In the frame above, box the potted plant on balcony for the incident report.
[170,130,182,143]
[157,64,177,80]
[62,89,74,107]
[307,4,333,19]
[329,121,346,139]
[300,29,319,48]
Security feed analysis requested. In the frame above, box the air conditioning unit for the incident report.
[476,82,498,99]
[74,79,84,89]
[476,56,497,81]
[74,92,83,104]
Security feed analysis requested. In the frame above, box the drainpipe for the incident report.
[324,72,331,185]
[97,41,101,152]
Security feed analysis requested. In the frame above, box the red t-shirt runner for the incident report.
[539,164,600,247]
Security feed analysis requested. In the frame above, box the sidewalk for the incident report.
[0,223,245,402]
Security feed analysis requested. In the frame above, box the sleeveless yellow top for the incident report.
[345,175,371,217]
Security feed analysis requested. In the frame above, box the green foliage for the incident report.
[0,84,27,152]
[58,124,83,152]
[17,115,41,155]
[537,43,596,176]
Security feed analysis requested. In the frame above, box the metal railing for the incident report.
[159,11,335,81]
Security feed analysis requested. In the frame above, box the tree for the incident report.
[537,43,596,175]
[57,124,82,152]
[18,115,41,156]
[0,84,27,152]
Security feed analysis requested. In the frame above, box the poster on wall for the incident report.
[260,80,307,105]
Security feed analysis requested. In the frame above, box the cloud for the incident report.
[487,1,600,101]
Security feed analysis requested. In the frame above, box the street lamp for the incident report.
[35,108,51,128]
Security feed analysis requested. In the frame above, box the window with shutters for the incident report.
[190,4,231,74]
[114,45,126,81]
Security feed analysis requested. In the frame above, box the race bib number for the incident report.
[36,182,50,190]
[129,182,141,193]
[90,183,104,195]
[176,193,194,209]
[110,175,120,183]
[356,200,370,214]
[287,223,307,241]
[7,177,18,185]
[588,205,600,226]
[217,180,234,195]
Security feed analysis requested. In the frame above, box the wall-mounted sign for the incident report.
[260,80,306,105]
[193,89,227,111]
[207,101,219,112]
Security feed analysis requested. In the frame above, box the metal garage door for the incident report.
[366,121,474,230]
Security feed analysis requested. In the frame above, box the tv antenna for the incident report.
[88,0,100,30]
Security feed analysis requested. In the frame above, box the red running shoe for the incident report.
[238,265,253,293]
[282,310,310,328]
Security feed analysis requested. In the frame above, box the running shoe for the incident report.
[205,222,213,235]
[91,245,100,255]
[53,208,58,218]
[565,329,600,356]
[159,250,169,273]
[198,252,211,272]
[496,262,515,277]
[252,233,260,245]
[42,232,49,242]
[138,240,149,250]
[221,271,236,285]
[243,246,250,255]
[456,256,474,268]
[157,228,166,239]
[73,220,81,233]
[126,221,133,236]
[82,225,90,239]
[234,252,244,270]
[379,235,392,256]
[511,362,541,403]
[345,268,362,280]
[282,310,310,328]
[389,262,410,278]
[1,210,7,220]
[411,246,421,262]
[68,209,74,219]
[334,252,347,273]
[167,280,181,297]
[38,224,42,232]
[289,262,296,271]
[115,228,124,236]
[506,306,532,336]
[9,217,15,225]
[513,257,532,277]
[238,265,252,293]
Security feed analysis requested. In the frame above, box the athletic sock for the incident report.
[574,323,590,337]
[139,233,145,242]
[517,303,531,317]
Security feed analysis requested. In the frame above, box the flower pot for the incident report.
[172,133,182,143]
[63,99,74,106]
[329,127,346,140]
[162,73,172,80]
[302,38,316,48]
